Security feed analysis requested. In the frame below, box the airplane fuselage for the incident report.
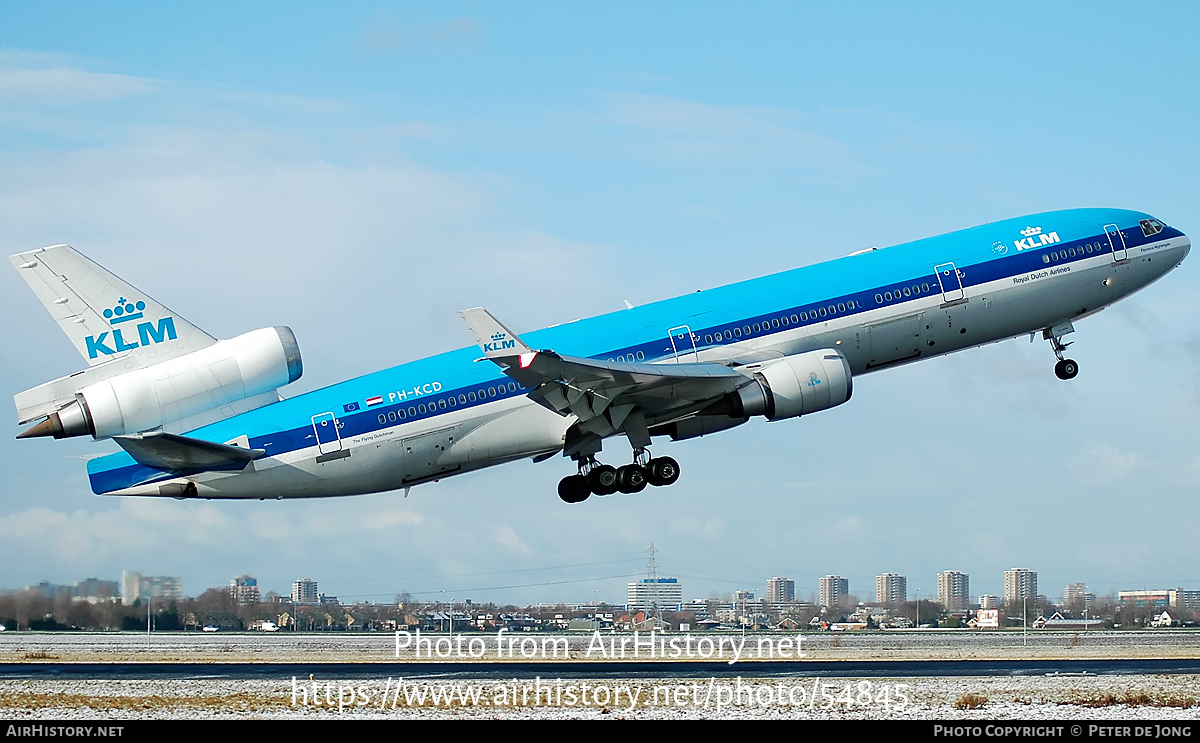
[87,208,1190,499]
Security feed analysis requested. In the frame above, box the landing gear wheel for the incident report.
[1054,359,1079,380]
[586,465,618,496]
[646,456,680,487]
[557,475,590,503]
[616,464,648,493]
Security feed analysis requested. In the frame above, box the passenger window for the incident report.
[408,407,417,416]
[378,414,387,425]
[885,291,893,301]
[733,327,742,338]
[399,409,407,419]
[388,411,397,422]
[439,399,447,409]
[800,312,808,321]
[488,387,496,397]
[790,314,799,324]
[847,300,855,309]
[1043,255,1050,263]
[636,351,644,360]
[448,397,456,407]
[876,294,883,303]
[753,323,761,333]
[509,383,517,392]
[819,307,827,317]
[418,404,426,414]
[1069,248,1076,257]
[772,318,780,328]
[922,283,930,292]
[459,394,467,404]
[742,325,751,335]
[468,392,476,402]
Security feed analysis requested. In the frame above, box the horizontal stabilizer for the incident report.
[113,431,264,472]
[459,307,533,360]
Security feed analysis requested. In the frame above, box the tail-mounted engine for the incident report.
[18,327,302,440]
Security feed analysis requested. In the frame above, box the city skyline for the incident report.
[8,562,1195,610]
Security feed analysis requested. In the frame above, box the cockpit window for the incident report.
[1140,218,1165,237]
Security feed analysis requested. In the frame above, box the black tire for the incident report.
[647,456,680,487]
[557,475,590,503]
[1055,359,1079,380]
[587,465,618,496]
[616,464,648,493]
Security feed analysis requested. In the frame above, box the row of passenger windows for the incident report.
[376,382,520,424]
[876,283,932,304]
[1042,242,1104,263]
[700,302,860,345]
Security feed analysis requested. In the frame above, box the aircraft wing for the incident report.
[460,307,750,447]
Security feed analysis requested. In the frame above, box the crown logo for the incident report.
[1020,226,1042,237]
[491,332,506,342]
[103,297,146,325]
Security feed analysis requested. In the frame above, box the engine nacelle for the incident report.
[650,414,748,442]
[719,349,852,422]
[28,327,302,440]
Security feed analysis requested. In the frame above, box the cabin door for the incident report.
[934,262,965,304]
[667,325,698,363]
[1104,224,1128,262]
[311,412,347,461]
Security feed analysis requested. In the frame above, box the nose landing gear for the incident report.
[557,450,681,503]
[1044,324,1079,380]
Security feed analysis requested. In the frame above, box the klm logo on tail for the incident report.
[484,332,516,353]
[85,297,177,359]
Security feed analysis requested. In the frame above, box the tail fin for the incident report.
[9,244,215,366]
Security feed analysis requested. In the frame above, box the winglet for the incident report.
[459,307,534,360]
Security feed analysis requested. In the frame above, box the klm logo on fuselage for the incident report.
[1014,226,1060,251]
[84,297,177,359]
[484,331,516,353]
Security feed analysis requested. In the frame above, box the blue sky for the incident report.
[1,2,1198,607]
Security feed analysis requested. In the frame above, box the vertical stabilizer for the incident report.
[9,244,216,366]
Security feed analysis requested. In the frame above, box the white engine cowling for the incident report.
[754,348,852,421]
[34,327,302,440]
[714,349,852,422]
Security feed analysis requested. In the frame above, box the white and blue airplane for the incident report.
[9,208,1189,503]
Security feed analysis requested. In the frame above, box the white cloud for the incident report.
[1067,443,1149,486]
[491,524,534,555]
[603,92,866,173]
[0,52,156,105]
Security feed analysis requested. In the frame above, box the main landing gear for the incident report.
[1043,324,1079,380]
[557,449,680,503]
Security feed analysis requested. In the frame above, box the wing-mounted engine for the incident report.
[704,348,853,423]
[17,326,302,440]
